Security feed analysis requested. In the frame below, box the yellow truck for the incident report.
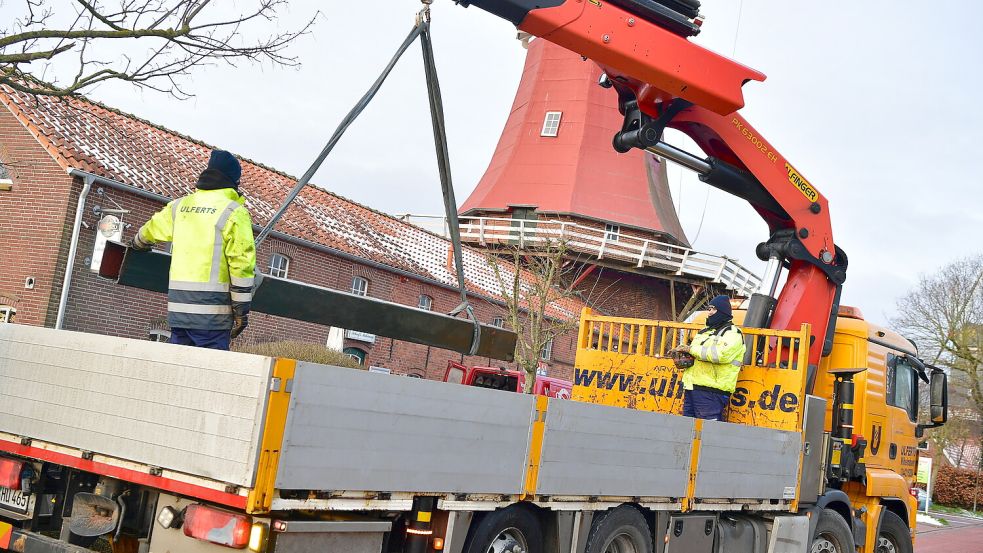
[573,306,948,553]
[0,2,951,553]
[0,306,947,553]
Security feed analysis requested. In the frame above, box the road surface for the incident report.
[916,511,983,552]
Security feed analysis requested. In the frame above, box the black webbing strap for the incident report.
[255,23,425,248]
[420,21,481,356]
[253,10,481,356]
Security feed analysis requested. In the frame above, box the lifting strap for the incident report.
[254,9,481,355]
[419,22,480,355]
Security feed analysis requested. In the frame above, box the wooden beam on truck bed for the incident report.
[99,241,517,361]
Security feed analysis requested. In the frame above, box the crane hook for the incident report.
[420,0,433,24]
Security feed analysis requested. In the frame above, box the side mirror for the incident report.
[930,370,948,424]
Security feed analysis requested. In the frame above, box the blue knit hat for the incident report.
[708,295,732,317]
[207,150,241,185]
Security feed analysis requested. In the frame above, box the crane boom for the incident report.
[458,0,847,368]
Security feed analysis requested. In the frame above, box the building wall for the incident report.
[51,184,578,383]
[576,267,683,321]
[0,107,78,328]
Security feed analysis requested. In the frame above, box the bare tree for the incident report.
[927,413,977,468]
[487,237,585,393]
[1,0,318,99]
[893,254,983,415]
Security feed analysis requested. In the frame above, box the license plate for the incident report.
[0,485,34,518]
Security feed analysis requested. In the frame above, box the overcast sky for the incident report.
[13,0,981,324]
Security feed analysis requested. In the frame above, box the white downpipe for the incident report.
[55,172,95,329]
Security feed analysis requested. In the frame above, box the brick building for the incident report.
[0,85,585,381]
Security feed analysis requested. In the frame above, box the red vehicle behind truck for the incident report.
[443,361,573,399]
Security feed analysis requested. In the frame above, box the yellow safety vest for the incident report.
[684,324,746,393]
[137,188,256,330]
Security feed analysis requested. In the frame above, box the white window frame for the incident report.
[351,276,369,297]
[541,337,554,361]
[148,329,171,342]
[492,316,505,328]
[269,253,290,278]
[0,306,15,323]
[418,294,433,311]
[541,111,562,137]
[343,347,367,366]
[604,223,620,242]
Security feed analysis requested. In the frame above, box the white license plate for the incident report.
[0,485,34,518]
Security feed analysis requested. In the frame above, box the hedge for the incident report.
[934,464,983,508]
[233,341,362,369]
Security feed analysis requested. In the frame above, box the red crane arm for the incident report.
[459,0,846,365]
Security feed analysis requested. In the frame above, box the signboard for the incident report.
[91,215,123,272]
[916,456,932,484]
[345,329,377,344]
[572,352,806,431]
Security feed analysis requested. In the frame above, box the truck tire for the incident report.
[876,511,912,553]
[811,509,854,553]
[463,504,543,553]
[585,505,652,553]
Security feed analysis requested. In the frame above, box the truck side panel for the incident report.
[0,325,273,487]
[695,421,801,501]
[536,398,693,498]
[274,361,536,494]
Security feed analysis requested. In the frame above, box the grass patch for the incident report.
[930,503,983,519]
[234,341,363,369]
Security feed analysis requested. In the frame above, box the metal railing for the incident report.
[459,217,761,296]
[575,309,813,432]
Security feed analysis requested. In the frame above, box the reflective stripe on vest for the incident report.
[210,201,240,283]
[171,198,182,222]
[168,302,233,315]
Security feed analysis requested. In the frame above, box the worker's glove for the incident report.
[129,233,152,252]
[231,301,250,339]
[669,344,695,370]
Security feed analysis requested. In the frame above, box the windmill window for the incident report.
[418,295,433,311]
[541,111,562,137]
[605,223,620,242]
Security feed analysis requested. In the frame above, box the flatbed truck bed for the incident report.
[0,323,823,552]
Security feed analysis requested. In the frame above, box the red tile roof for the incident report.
[0,86,585,320]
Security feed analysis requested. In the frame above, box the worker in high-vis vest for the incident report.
[130,150,256,350]
[682,295,746,421]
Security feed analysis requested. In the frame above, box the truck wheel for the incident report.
[464,504,543,553]
[585,506,652,553]
[811,509,854,553]
[875,511,912,553]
